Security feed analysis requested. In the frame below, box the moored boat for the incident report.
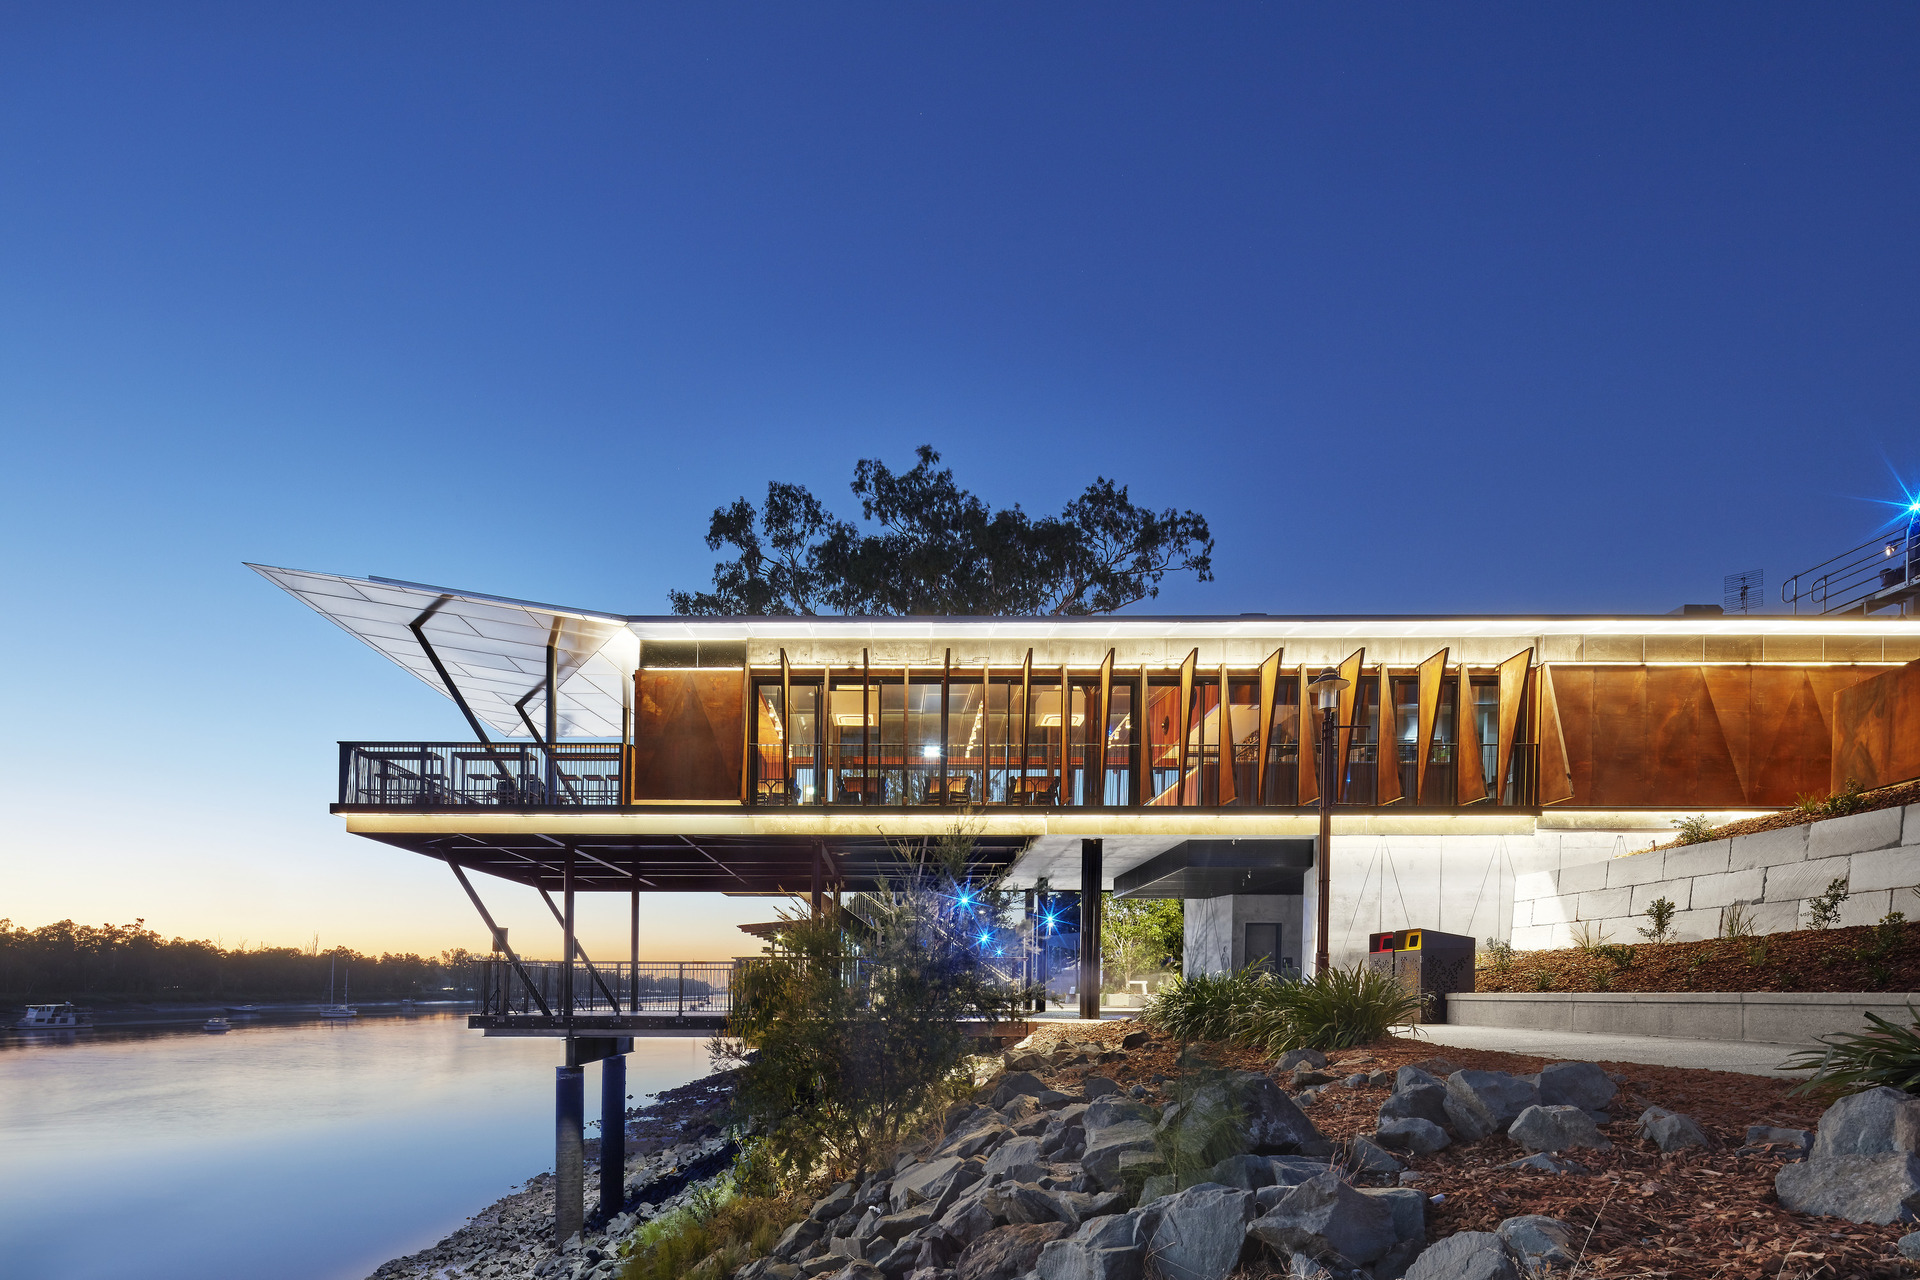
[203,1017,231,1033]
[13,1003,93,1031]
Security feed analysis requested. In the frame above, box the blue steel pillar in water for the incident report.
[556,1065,585,1245]
[600,1053,627,1215]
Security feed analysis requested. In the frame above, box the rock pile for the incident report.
[732,1042,1593,1280]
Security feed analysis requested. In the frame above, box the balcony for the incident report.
[339,741,623,808]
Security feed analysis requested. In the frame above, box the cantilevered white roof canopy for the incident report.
[250,565,638,740]
[256,564,1919,740]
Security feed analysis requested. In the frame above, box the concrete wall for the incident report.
[1510,804,1920,949]
[1450,990,1920,1048]
[1184,894,1302,976]
[1313,834,1530,971]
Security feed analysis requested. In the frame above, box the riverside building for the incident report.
[257,561,1920,986]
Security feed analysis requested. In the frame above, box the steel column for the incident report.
[600,1053,626,1217]
[555,1065,585,1245]
[545,629,560,800]
[1078,839,1102,1021]
[629,888,640,1014]
[1316,703,1335,975]
[563,847,576,1033]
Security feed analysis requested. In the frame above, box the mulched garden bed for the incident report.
[1644,777,1920,853]
[1473,919,1920,994]
[1012,1021,1917,1278]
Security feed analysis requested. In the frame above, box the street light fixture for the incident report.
[1306,666,1350,976]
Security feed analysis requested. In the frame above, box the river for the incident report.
[0,1010,713,1280]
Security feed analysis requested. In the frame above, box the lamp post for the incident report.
[1307,666,1350,976]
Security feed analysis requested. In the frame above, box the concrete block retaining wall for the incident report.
[1449,990,1920,1048]
[1509,804,1920,950]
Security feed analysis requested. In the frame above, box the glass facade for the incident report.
[741,661,1538,809]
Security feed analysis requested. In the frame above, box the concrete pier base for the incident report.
[555,1065,584,1246]
[599,1053,626,1218]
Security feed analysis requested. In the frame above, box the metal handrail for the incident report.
[1782,525,1918,615]
[339,741,622,807]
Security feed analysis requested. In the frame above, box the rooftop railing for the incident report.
[339,741,623,807]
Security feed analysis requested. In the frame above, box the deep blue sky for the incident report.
[3,5,1916,952]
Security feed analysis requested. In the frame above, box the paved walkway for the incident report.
[1400,1022,1816,1078]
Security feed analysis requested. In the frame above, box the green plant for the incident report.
[617,1152,804,1280]
[714,837,1028,1182]
[1142,964,1271,1044]
[1637,897,1678,944]
[1721,901,1757,939]
[1854,911,1908,988]
[1233,964,1423,1053]
[1103,897,1184,991]
[1785,1006,1920,1097]
[1594,943,1637,972]
[1570,921,1613,952]
[1808,877,1851,931]
[1151,1048,1250,1187]
[1745,938,1771,967]
[1672,814,1718,845]
[1795,777,1868,819]
[1533,969,1554,991]
[1480,937,1515,973]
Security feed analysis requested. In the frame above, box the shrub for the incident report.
[1480,938,1515,972]
[1808,877,1851,931]
[1720,901,1757,939]
[1594,943,1636,972]
[1796,777,1868,818]
[1142,965,1268,1044]
[1673,814,1718,845]
[1570,921,1613,952]
[618,1173,802,1280]
[1638,897,1677,944]
[715,840,1028,1182]
[1234,965,1422,1054]
[1785,1006,1920,1098]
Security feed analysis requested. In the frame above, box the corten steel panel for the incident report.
[1257,649,1282,805]
[1494,649,1533,805]
[1832,659,1920,791]
[1177,649,1197,804]
[1216,662,1236,806]
[739,668,753,803]
[635,669,746,801]
[1536,667,1574,805]
[1700,666,1754,798]
[1376,666,1402,805]
[1455,662,1488,805]
[1747,668,1831,803]
[1415,648,1448,801]
[1297,663,1320,806]
[1647,667,1747,807]
[1335,649,1364,802]
[1550,665,1595,804]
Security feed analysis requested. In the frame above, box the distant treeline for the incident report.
[0,918,480,1003]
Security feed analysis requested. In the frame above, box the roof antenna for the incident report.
[1722,570,1763,615]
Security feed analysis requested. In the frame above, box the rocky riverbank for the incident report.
[368,1069,741,1280]
[734,1020,1919,1280]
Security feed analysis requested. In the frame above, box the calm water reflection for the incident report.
[0,1012,712,1280]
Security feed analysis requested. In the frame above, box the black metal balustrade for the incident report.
[340,742,623,807]
[477,959,741,1018]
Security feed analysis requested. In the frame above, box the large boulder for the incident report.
[945,1120,1014,1161]
[1635,1107,1710,1153]
[1443,1071,1539,1142]
[1808,1086,1920,1162]
[1775,1154,1920,1225]
[1247,1172,1398,1267]
[953,1221,1072,1280]
[1167,1074,1336,1159]
[992,1071,1049,1107]
[813,1183,858,1221]
[1507,1105,1613,1154]
[1035,1209,1154,1280]
[1143,1184,1257,1280]
[1359,1187,1428,1280]
[1374,1117,1450,1156]
[892,1157,980,1213]
[1347,1135,1404,1175]
[1495,1215,1575,1270]
[984,1136,1047,1183]
[1403,1231,1518,1280]
[1535,1062,1617,1115]
[1275,1048,1328,1071]
[1081,1101,1164,1191]
[1379,1077,1453,1132]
